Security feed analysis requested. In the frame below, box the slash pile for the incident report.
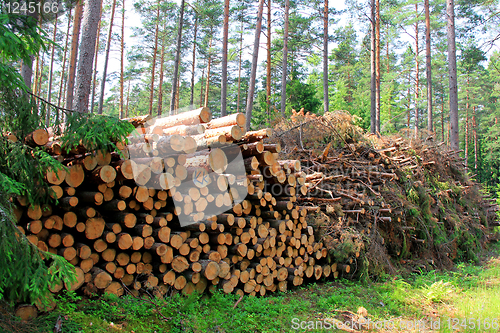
[273,109,499,277]
[12,107,342,306]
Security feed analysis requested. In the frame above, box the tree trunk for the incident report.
[221,0,230,116]
[369,0,376,134]
[266,0,272,117]
[464,76,470,170]
[200,64,205,108]
[465,103,469,171]
[447,0,459,150]
[119,0,126,118]
[190,16,198,108]
[386,25,390,73]
[90,16,101,113]
[280,0,290,116]
[73,0,103,113]
[245,0,265,130]
[414,3,420,139]
[125,80,131,118]
[407,70,411,129]
[237,20,243,113]
[473,106,477,170]
[21,11,39,90]
[323,0,329,114]
[97,0,117,114]
[58,7,72,113]
[375,0,381,133]
[66,0,84,111]
[170,0,185,115]
[46,13,58,126]
[148,1,161,116]
[157,23,167,117]
[425,0,433,132]
[204,38,213,108]
[441,93,445,141]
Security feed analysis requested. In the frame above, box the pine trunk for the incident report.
[425,0,433,132]
[97,0,117,114]
[204,37,213,108]
[245,0,264,130]
[170,0,185,115]
[237,20,243,113]
[375,0,381,133]
[21,11,39,90]
[441,93,445,141]
[148,2,161,116]
[73,0,103,113]
[58,7,72,110]
[157,23,167,117]
[407,70,411,128]
[323,0,329,114]
[125,80,131,118]
[280,0,290,117]
[66,0,84,111]
[369,0,376,134]
[46,14,58,126]
[221,0,230,117]
[119,0,126,118]
[190,16,198,108]
[465,76,469,170]
[266,0,272,116]
[414,3,420,139]
[200,65,205,108]
[90,17,101,113]
[473,106,478,170]
[447,0,459,150]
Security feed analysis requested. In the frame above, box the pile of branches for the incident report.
[272,110,499,278]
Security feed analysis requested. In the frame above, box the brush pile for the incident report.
[273,109,499,277]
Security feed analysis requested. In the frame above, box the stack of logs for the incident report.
[12,107,343,302]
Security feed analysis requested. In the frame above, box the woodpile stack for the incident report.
[12,107,339,300]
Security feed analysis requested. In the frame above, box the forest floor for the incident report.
[3,241,500,333]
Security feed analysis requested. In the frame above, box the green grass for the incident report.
[6,245,500,333]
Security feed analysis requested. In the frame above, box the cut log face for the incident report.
[85,218,105,240]
[46,167,67,185]
[25,129,49,147]
[65,165,85,188]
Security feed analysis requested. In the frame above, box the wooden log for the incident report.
[199,260,220,280]
[206,113,246,129]
[91,267,113,289]
[25,128,49,146]
[241,128,272,143]
[205,125,244,141]
[150,107,211,131]
[46,167,66,185]
[15,304,38,321]
[85,218,105,240]
[172,256,190,273]
[91,165,117,183]
[162,124,206,136]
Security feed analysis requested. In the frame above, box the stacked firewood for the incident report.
[12,107,340,301]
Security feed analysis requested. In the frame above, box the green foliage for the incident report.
[285,70,322,114]
[61,113,135,154]
[0,201,76,307]
[0,13,50,90]
[19,252,500,332]
[421,280,454,303]
[0,11,76,308]
[0,138,66,207]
